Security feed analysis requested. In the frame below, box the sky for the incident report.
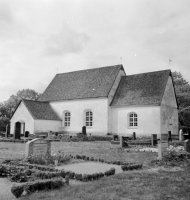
[1,0,190,102]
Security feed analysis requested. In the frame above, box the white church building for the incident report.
[10,65,178,138]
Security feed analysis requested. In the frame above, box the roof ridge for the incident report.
[126,69,171,77]
[23,99,49,103]
[56,64,123,76]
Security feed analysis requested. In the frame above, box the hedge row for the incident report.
[81,168,115,182]
[92,136,112,141]
[0,139,26,143]
[18,163,56,171]
[72,154,132,166]
[11,178,65,198]
[121,164,143,171]
[33,168,116,182]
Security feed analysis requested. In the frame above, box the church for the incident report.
[10,65,178,138]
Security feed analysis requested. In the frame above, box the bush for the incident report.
[121,164,143,171]
[104,168,115,176]
[0,165,8,177]
[92,136,112,141]
[11,185,24,198]
[11,178,65,197]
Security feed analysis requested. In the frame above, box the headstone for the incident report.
[25,131,29,137]
[25,138,51,158]
[120,136,128,148]
[5,124,10,138]
[48,131,53,139]
[151,134,157,146]
[113,135,119,141]
[179,129,183,141]
[82,126,86,135]
[158,139,168,160]
[132,132,136,140]
[184,140,190,153]
[168,131,172,142]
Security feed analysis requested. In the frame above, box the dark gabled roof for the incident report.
[22,100,61,121]
[38,65,124,102]
[111,69,171,106]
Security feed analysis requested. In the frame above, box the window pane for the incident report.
[134,114,137,117]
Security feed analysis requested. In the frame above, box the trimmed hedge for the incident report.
[11,178,65,198]
[92,136,112,141]
[73,154,133,166]
[121,164,143,171]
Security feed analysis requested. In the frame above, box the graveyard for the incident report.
[0,132,190,199]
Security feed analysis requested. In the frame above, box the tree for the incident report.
[172,71,190,127]
[0,89,41,122]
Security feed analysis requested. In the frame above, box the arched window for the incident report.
[64,111,71,127]
[129,113,138,127]
[85,110,93,127]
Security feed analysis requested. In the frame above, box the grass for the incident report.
[0,141,190,200]
[20,168,190,200]
[0,141,157,164]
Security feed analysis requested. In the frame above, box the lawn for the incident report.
[0,141,190,200]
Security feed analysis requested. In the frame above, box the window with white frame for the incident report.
[85,111,93,127]
[129,113,138,127]
[64,112,71,127]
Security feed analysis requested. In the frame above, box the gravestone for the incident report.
[158,139,168,160]
[132,132,136,140]
[151,134,157,146]
[25,131,29,137]
[82,126,86,135]
[48,131,54,139]
[113,134,119,141]
[179,129,183,141]
[25,138,51,158]
[120,136,128,148]
[184,140,190,153]
[5,124,10,138]
[168,131,172,142]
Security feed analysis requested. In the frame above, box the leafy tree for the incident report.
[172,71,190,127]
[0,89,41,123]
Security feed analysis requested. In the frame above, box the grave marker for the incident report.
[151,134,157,146]
[184,139,190,153]
[132,132,136,140]
[5,124,10,138]
[157,139,168,160]
[25,138,51,158]
[120,136,128,148]
[82,126,86,135]
[179,129,183,141]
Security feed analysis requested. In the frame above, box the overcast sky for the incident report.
[1,0,190,102]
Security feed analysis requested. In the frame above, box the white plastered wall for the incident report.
[10,102,34,134]
[108,69,126,133]
[34,120,61,133]
[160,76,178,135]
[50,98,109,135]
[111,106,160,136]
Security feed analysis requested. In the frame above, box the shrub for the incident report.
[24,178,64,194]
[121,164,143,171]
[11,185,24,198]
[0,165,8,177]
[92,136,112,141]
[104,168,115,176]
